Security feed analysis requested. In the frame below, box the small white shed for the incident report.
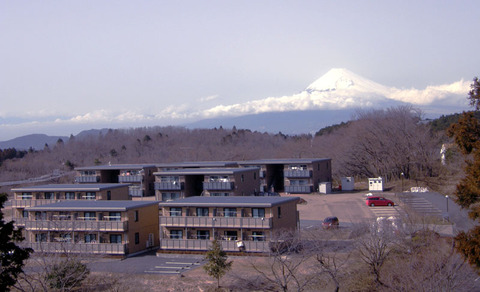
[319,182,332,194]
[341,177,355,191]
[368,177,384,191]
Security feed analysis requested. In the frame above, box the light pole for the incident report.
[445,195,449,213]
[401,172,404,193]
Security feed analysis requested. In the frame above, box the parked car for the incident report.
[322,216,339,229]
[365,196,394,207]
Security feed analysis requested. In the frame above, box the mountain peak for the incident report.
[305,68,389,94]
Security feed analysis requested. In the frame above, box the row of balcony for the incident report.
[285,185,313,193]
[159,216,272,228]
[160,239,270,252]
[284,169,312,178]
[154,181,235,191]
[12,199,60,208]
[24,242,128,255]
[75,174,145,183]
[24,220,128,232]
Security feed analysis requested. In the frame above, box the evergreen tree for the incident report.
[203,239,232,288]
[0,193,32,291]
[447,77,480,268]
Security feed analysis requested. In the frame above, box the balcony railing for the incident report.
[154,182,183,191]
[128,186,144,197]
[12,199,60,208]
[284,170,312,178]
[25,242,128,255]
[203,181,234,190]
[285,185,313,193]
[75,175,100,183]
[118,175,143,183]
[25,220,128,232]
[160,239,270,252]
[160,216,272,228]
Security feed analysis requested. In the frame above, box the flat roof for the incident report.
[12,184,130,192]
[159,196,299,208]
[154,167,259,176]
[26,200,159,212]
[238,158,331,165]
[75,164,157,171]
[156,161,238,168]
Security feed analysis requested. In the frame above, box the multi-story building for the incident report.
[238,158,332,194]
[154,167,260,201]
[11,184,130,227]
[21,200,159,256]
[75,164,157,197]
[158,196,299,253]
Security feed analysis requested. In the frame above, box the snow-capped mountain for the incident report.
[306,68,390,95]
[187,68,470,134]
[199,68,470,120]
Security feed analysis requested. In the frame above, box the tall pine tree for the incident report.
[203,239,232,288]
[0,193,32,291]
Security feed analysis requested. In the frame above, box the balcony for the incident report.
[284,170,312,178]
[154,181,183,191]
[203,181,234,190]
[160,239,270,252]
[12,199,60,208]
[75,175,100,183]
[25,219,128,232]
[128,186,144,197]
[25,242,128,255]
[160,216,272,229]
[118,175,143,183]
[285,185,313,194]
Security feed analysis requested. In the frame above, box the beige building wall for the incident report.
[125,204,159,254]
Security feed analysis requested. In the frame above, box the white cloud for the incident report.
[199,94,219,102]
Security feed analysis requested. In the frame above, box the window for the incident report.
[35,233,47,242]
[252,231,265,241]
[252,208,265,218]
[65,192,75,200]
[170,230,183,239]
[20,192,32,200]
[224,208,237,217]
[241,174,244,182]
[197,230,210,240]
[107,191,111,200]
[44,192,54,200]
[84,212,96,220]
[110,234,122,243]
[35,212,46,220]
[170,207,182,217]
[135,232,140,245]
[224,231,237,240]
[196,207,209,217]
[278,206,282,218]
[108,212,121,221]
[162,193,180,201]
[22,210,29,218]
[85,234,97,243]
[134,210,139,222]
[85,192,96,200]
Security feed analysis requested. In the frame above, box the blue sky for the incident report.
[1,1,479,140]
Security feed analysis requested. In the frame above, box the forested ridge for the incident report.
[0,106,462,189]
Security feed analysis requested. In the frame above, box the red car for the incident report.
[365,196,394,207]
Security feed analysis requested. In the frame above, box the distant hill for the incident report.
[185,109,356,135]
[0,134,69,150]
